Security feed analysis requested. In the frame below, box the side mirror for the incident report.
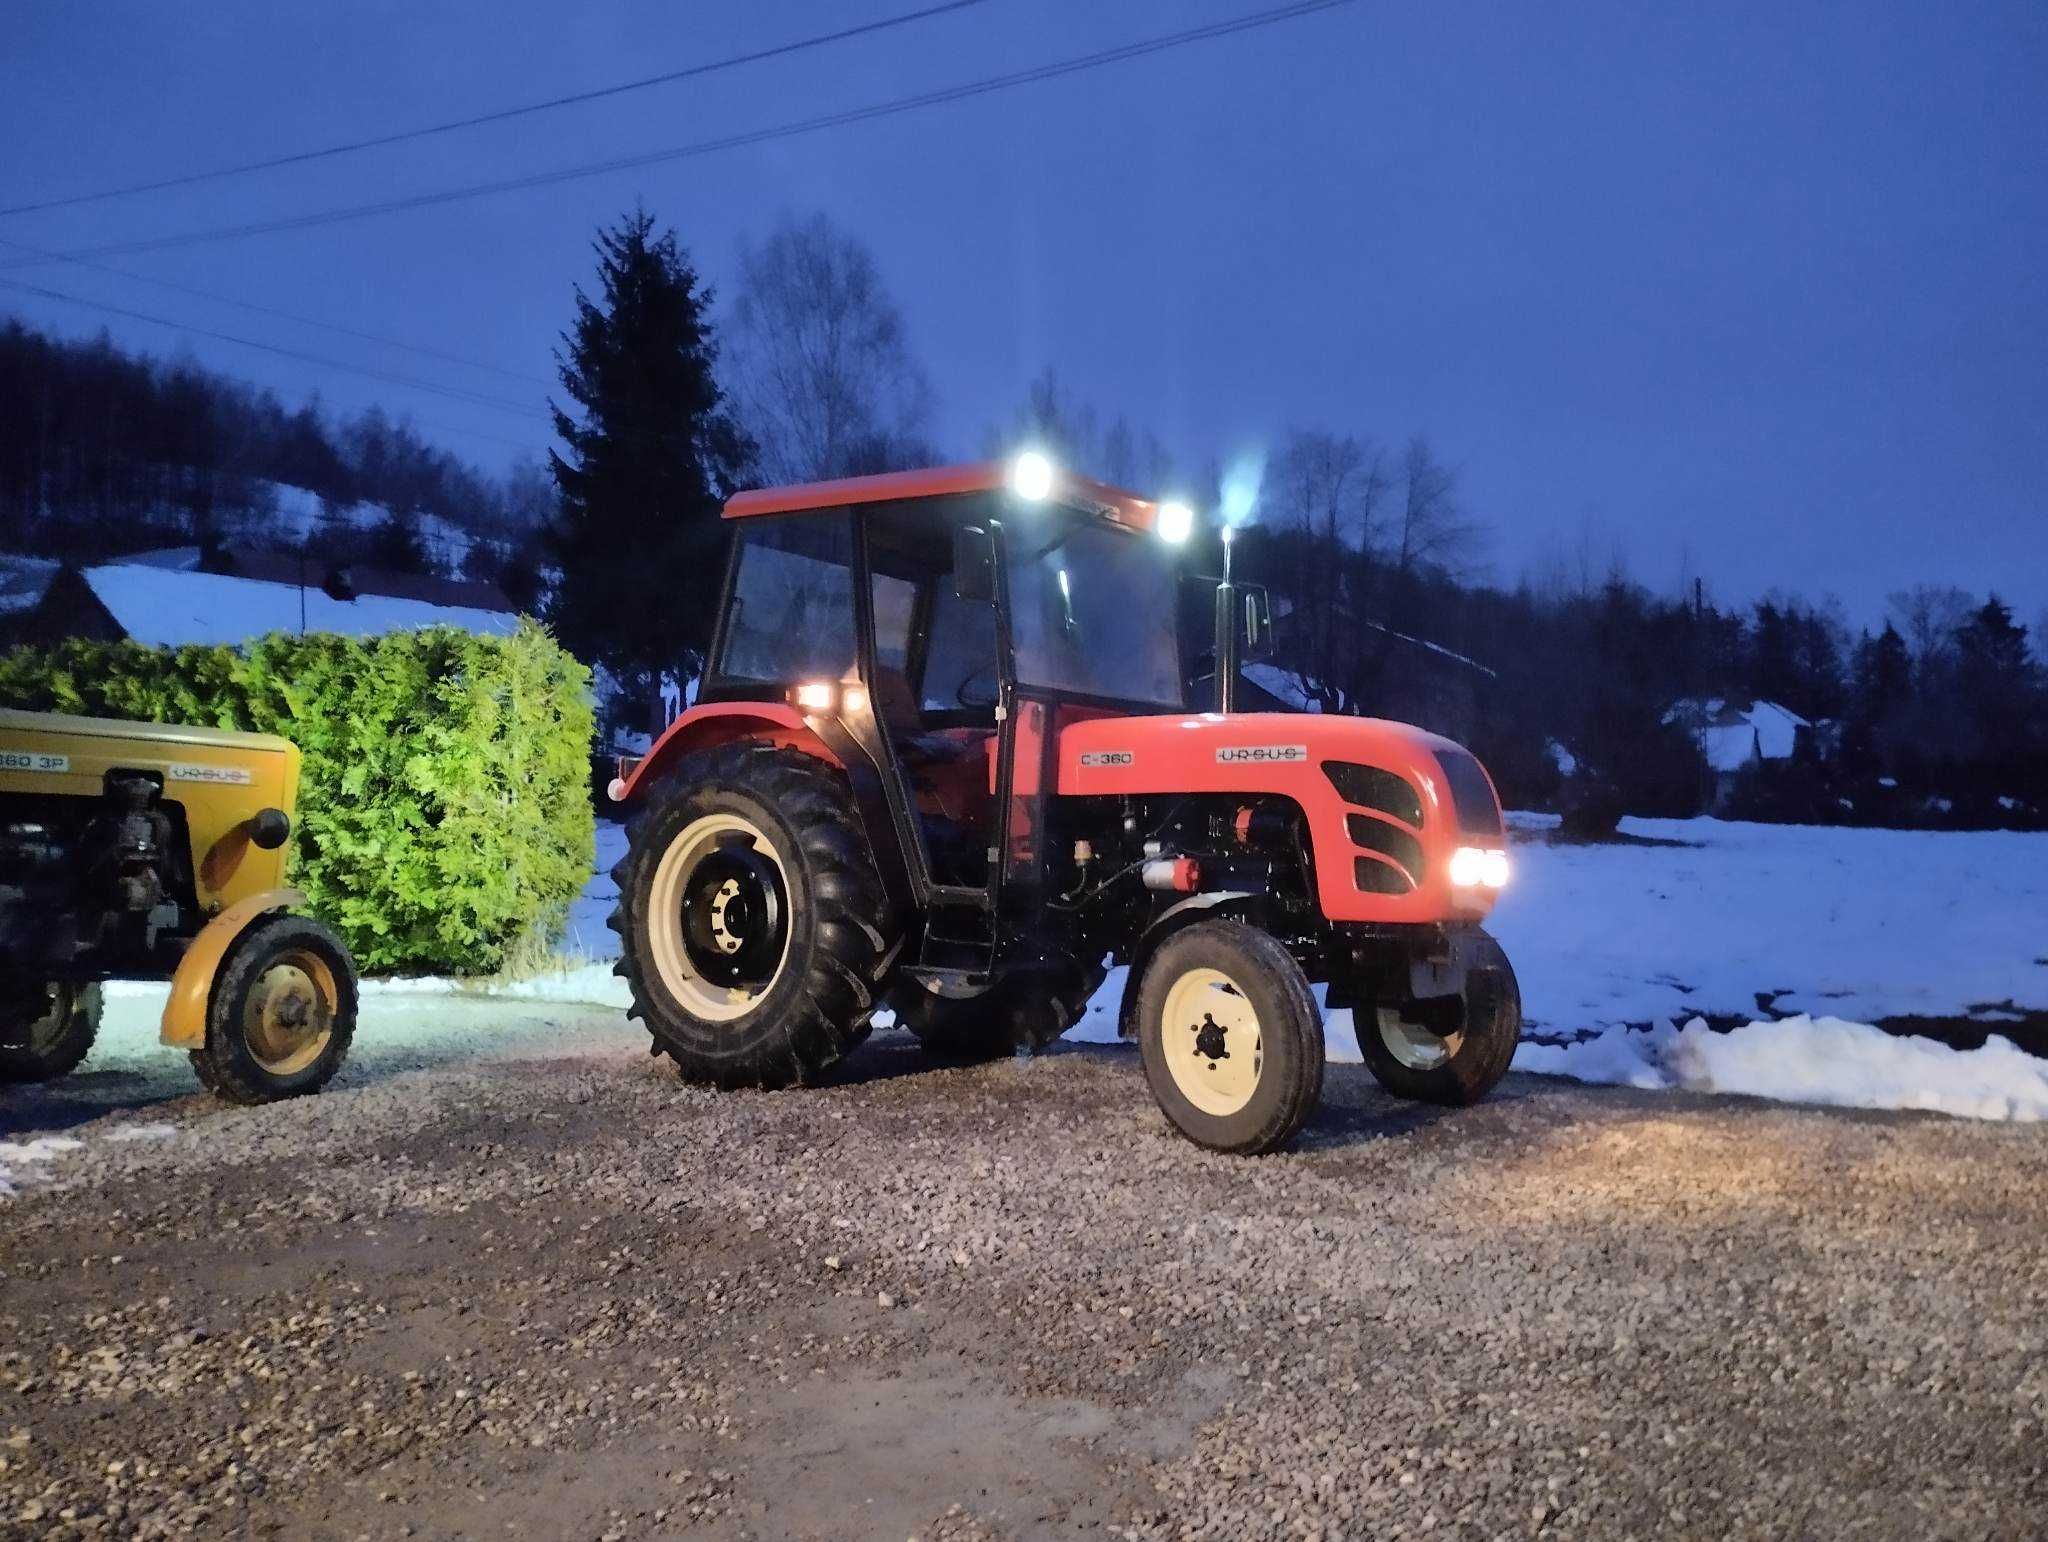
[1242,584,1275,660]
[952,524,995,603]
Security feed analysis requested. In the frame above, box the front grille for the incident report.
[1322,760,1422,827]
[1346,812,1425,885]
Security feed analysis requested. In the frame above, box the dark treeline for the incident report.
[0,319,543,577]
[1228,511,2046,830]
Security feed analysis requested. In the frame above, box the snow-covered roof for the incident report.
[79,564,520,647]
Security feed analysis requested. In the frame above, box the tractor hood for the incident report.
[1055,711,1508,925]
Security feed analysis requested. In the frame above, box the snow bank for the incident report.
[1513,1015,2048,1122]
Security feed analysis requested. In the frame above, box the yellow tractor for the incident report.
[0,709,357,1102]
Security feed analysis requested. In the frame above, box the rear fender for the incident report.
[160,888,304,1047]
[610,703,841,805]
[608,701,912,916]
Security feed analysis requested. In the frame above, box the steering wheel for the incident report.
[955,659,999,708]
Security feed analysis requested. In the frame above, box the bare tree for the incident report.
[1269,429,1386,551]
[996,368,1100,467]
[1259,429,1390,712]
[1392,434,1478,577]
[1887,584,1974,670]
[728,213,932,484]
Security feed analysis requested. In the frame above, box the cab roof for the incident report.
[723,461,1160,533]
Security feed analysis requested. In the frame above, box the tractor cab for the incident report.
[610,455,1521,1155]
[694,456,1204,955]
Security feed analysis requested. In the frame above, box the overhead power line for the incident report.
[0,277,547,427]
[0,0,995,219]
[0,235,547,386]
[0,0,1357,270]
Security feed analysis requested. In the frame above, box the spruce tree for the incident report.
[546,209,753,718]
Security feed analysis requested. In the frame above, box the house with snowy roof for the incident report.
[6,559,519,649]
[1664,697,1814,809]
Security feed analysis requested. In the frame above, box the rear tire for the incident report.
[1356,931,1521,1106]
[190,914,357,1105]
[0,982,101,1083]
[892,964,1101,1064]
[1136,920,1324,1155]
[612,744,894,1090]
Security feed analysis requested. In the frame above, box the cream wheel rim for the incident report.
[647,812,791,1022]
[1161,967,1263,1117]
[1376,1008,1462,1071]
[241,951,337,1076]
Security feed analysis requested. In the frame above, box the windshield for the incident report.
[1004,515,1183,706]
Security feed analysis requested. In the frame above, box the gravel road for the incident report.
[3,1002,2045,1540]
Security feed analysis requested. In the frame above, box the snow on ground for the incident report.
[1487,816,2048,1030]
[1512,1016,2048,1121]
[264,482,479,577]
[0,1136,83,1196]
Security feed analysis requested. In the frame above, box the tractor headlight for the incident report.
[1449,846,1509,889]
[1010,450,1055,501]
[1156,500,1193,544]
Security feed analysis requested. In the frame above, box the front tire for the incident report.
[190,914,357,1105]
[1136,921,1324,1155]
[612,744,893,1090]
[1357,931,1521,1106]
[0,982,102,1083]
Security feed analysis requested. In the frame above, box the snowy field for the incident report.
[1492,813,2048,1030]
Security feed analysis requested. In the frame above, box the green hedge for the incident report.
[0,624,594,975]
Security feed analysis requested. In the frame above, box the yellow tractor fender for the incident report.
[159,888,306,1048]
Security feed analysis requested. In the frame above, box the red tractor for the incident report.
[608,455,1519,1154]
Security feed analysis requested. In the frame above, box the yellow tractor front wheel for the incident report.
[189,914,357,1104]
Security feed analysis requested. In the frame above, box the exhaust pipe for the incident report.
[1214,526,1240,714]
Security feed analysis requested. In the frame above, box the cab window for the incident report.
[713,512,856,685]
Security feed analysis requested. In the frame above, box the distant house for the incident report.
[1664,697,1813,808]
[9,562,519,649]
